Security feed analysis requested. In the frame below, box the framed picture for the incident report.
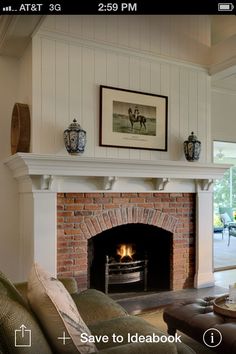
[99,85,168,151]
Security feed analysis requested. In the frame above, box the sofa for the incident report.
[0,270,195,354]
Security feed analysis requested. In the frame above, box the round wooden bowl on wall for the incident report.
[11,103,30,155]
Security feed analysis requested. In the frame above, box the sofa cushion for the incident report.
[72,289,128,326]
[89,315,183,353]
[27,263,97,354]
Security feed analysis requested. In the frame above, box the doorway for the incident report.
[213,141,236,270]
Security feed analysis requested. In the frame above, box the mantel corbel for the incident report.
[103,176,118,190]
[155,178,170,191]
[196,179,214,191]
[40,175,54,190]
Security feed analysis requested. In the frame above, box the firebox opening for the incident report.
[88,223,172,293]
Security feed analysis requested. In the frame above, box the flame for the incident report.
[117,244,135,261]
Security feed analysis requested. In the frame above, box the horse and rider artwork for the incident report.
[113,101,156,136]
[128,106,146,131]
[100,85,168,151]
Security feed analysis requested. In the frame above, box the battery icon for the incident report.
[218,3,234,11]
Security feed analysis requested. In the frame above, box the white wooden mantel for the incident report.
[4,153,231,288]
[5,153,230,192]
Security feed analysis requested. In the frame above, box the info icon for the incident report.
[203,328,222,348]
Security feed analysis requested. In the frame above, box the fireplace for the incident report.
[5,153,228,288]
[57,192,195,291]
[89,223,172,293]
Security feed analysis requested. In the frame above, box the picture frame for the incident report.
[99,85,168,151]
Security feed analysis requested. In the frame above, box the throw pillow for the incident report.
[27,263,97,354]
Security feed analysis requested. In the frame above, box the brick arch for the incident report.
[57,193,195,291]
[78,206,178,239]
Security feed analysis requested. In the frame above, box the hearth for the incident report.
[88,223,172,293]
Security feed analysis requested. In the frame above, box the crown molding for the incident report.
[0,15,43,57]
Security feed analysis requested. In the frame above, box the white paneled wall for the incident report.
[212,89,236,142]
[41,15,210,64]
[32,15,211,162]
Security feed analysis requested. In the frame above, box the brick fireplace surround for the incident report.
[57,192,195,291]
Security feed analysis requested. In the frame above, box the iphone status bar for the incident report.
[0,0,235,15]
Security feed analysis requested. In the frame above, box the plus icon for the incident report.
[57,331,71,345]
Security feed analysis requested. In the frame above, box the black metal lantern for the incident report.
[64,119,86,155]
[183,132,201,161]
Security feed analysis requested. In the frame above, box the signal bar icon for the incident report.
[3,6,12,11]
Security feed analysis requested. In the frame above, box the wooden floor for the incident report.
[111,269,236,315]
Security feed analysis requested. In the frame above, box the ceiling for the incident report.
[212,72,236,91]
[0,15,43,57]
[211,15,236,91]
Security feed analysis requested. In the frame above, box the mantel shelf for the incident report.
[5,153,231,182]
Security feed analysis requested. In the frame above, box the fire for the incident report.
[117,244,135,261]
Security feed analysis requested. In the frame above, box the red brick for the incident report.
[94,197,111,204]
[113,198,129,204]
[57,211,74,217]
[84,219,96,236]
[138,193,153,197]
[65,216,84,223]
[85,193,103,197]
[115,208,123,225]
[108,210,118,227]
[90,217,102,234]
[79,222,91,238]
[103,212,112,229]
[137,203,154,208]
[106,193,121,197]
[97,214,107,231]
[66,193,84,197]
[122,193,138,197]
[103,204,117,209]
[127,207,133,223]
[75,197,93,204]
[84,204,102,210]
[65,204,84,211]
[130,197,145,203]
[64,229,82,235]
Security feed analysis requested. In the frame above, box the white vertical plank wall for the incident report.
[32,15,211,162]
